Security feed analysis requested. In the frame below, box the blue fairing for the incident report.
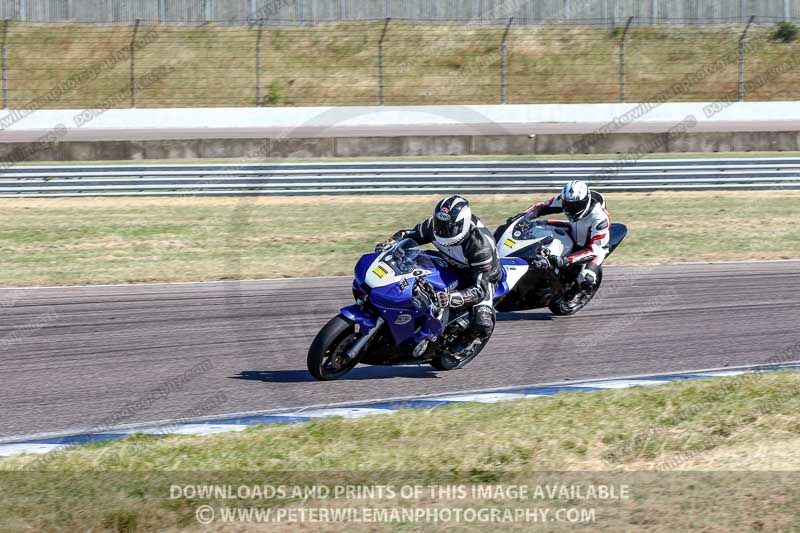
[340,304,378,329]
[344,244,527,348]
[345,244,458,346]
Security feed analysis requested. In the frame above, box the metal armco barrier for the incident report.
[1,158,800,198]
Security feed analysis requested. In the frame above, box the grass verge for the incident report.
[1,372,799,531]
[0,191,798,287]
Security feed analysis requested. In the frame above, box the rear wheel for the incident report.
[307,315,361,381]
[548,272,603,316]
[430,340,490,370]
[429,353,461,371]
[430,314,494,371]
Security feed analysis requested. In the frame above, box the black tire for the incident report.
[429,353,462,371]
[430,314,494,371]
[430,340,490,370]
[547,271,602,316]
[307,315,360,381]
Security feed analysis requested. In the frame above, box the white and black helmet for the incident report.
[432,195,472,247]
[560,180,592,221]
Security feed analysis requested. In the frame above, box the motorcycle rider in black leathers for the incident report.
[376,195,502,358]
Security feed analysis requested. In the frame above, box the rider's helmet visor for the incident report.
[433,217,464,239]
[562,197,589,221]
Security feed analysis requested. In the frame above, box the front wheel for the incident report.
[307,315,360,381]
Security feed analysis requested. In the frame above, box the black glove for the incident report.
[549,255,570,269]
[374,240,396,253]
[506,213,523,225]
[530,256,551,270]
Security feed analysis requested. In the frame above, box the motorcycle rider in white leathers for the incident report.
[505,180,611,295]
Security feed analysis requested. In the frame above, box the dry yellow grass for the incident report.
[2,22,798,108]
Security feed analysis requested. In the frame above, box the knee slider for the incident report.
[578,269,597,286]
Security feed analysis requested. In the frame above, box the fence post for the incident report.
[610,0,616,27]
[619,16,633,103]
[500,17,513,104]
[255,19,265,106]
[2,19,8,109]
[651,0,657,23]
[159,0,166,23]
[205,0,214,22]
[739,15,754,102]
[19,0,26,22]
[130,19,140,108]
[378,17,390,105]
[785,0,791,21]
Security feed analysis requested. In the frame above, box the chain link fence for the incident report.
[1,0,800,25]
[0,18,798,110]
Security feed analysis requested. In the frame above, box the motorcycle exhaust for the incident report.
[346,317,385,360]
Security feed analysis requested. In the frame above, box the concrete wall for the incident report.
[2,102,799,162]
[3,131,800,163]
[0,102,800,132]
[4,102,800,133]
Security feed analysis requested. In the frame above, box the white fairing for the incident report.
[502,264,528,290]
[364,252,431,289]
[496,219,574,259]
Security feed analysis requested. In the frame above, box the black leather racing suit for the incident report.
[392,215,502,341]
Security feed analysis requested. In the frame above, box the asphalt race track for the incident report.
[1,261,798,440]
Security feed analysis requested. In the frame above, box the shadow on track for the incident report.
[230,365,442,383]
[496,312,553,321]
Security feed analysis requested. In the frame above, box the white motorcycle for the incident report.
[492,218,628,315]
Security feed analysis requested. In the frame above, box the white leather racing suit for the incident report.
[523,191,611,286]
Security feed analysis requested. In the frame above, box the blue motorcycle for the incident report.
[307,239,529,380]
